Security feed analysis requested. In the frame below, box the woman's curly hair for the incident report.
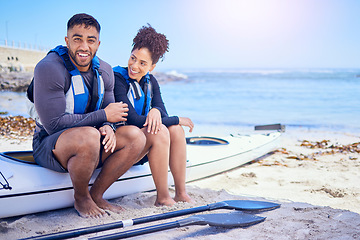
[132,24,169,64]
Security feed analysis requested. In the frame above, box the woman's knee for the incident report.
[153,124,170,144]
[116,125,146,147]
[168,125,185,139]
[140,124,170,148]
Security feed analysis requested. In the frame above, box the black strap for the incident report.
[56,50,76,72]
[141,81,149,115]
[88,73,100,112]
[129,81,141,100]
[26,78,35,103]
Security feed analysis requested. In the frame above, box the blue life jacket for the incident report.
[50,45,105,114]
[113,66,152,116]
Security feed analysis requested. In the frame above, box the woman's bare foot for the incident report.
[155,197,176,207]
[74,196,106,218]
[174,193,193,203]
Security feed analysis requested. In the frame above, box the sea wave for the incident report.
[178,68,360,81]
[165,70,188,79]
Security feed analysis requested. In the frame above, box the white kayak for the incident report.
[0,126,282,219]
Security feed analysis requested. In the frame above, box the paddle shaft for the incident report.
[90,221,181,240]
[22,205,210,240]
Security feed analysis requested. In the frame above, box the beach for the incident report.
[1,68,360,239]
[1,0,360,237]
[1,127,359,239]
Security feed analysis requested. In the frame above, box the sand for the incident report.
[0,128,359,239]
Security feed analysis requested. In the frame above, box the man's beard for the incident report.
[68,49,95,69]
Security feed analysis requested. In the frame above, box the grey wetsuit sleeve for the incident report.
[98,59,115,108]
[33,55,107,135]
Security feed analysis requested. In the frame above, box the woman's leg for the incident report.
[141,124,175,206]
[168,125,192,203]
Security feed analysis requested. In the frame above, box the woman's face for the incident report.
[127,47,156,82]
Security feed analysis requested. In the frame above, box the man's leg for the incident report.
[89,125,146,213]
[52,126,104,218]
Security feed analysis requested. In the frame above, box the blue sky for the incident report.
[1,0,360,70]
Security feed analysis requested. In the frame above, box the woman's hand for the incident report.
[179,117,194,132]
[144,108,162,134]
[99,125,116,153]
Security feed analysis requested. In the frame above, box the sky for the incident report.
[1,0,360,71]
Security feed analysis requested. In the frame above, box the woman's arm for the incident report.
[149,75,179,127]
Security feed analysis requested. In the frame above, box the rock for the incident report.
[0,72,33,92]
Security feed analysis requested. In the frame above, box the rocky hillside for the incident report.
[0,72,33,92]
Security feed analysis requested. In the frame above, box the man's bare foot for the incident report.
[174,193,193,203]
[93,197,124,214]
[74,197,106,218]
[155,197,176,207]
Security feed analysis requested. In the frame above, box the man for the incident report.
[32,13,145,218]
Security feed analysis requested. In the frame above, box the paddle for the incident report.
[22,200,279,240]
[89,211,266,240]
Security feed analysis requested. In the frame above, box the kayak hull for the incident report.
[0,131,281,218]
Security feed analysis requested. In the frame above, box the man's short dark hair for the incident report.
[67,13,101,33]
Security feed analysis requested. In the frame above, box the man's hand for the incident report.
[144,108,162,134]
[104,102,128,123]
[99,125,116,153]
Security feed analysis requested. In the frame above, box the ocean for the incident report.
[1,68,359,136]
[160,69,360,135]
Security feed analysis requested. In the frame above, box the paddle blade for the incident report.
[89,212,265,240]
[222,200,280,211]
[180,211,265,228]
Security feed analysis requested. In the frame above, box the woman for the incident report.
[113,24,194,206]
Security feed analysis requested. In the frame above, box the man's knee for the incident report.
[53,127,101,168]
[69,127,101,151]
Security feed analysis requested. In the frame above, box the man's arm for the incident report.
[34,55,107,135]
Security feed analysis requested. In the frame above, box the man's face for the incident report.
[65,24,100,72]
